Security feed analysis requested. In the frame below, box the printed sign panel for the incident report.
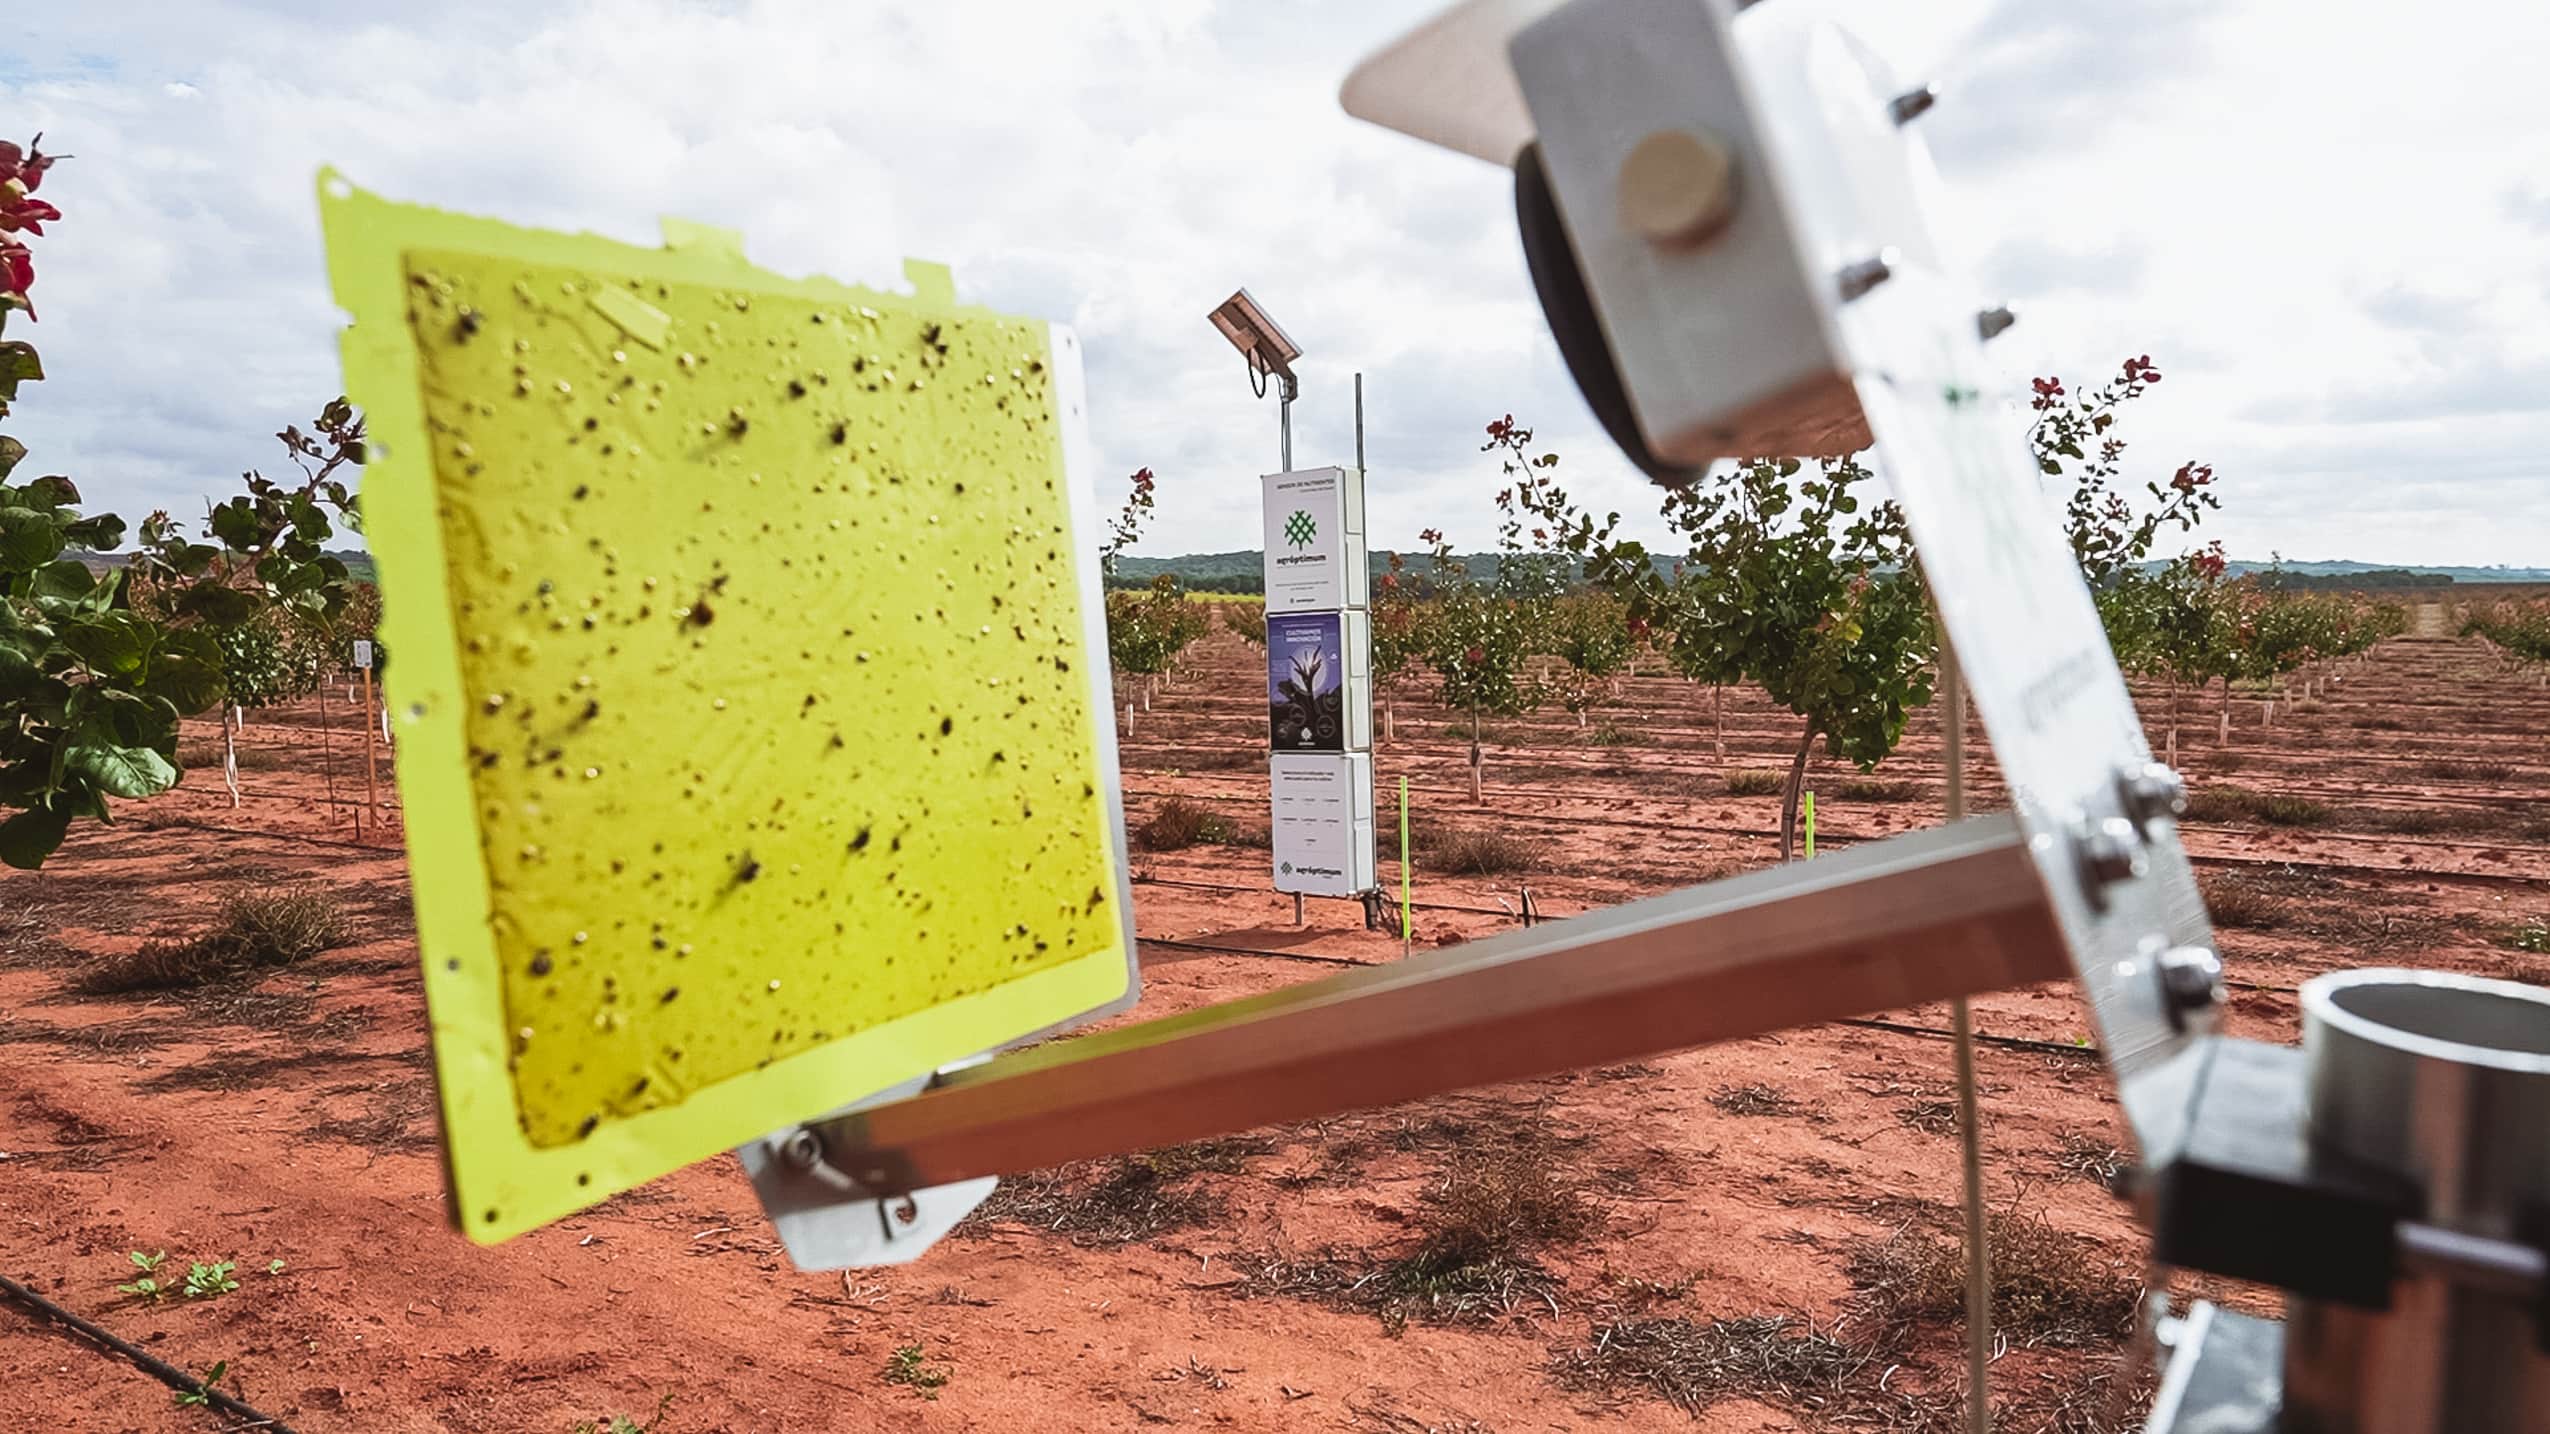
[1267,610,1372,753]
[1270,751,1377,896]
[1260,467,1368,614]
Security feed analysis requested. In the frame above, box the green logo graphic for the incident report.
[1283,510,1317,549]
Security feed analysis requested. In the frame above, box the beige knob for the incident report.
[1617,129,1737,248]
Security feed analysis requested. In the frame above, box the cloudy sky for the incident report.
[9,0,2547,569]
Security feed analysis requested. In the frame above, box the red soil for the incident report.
[3,623,2542,1432]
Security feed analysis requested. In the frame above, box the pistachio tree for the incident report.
[1506,419,1933,861]
[1,137,365,866]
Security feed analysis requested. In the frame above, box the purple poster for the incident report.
[1268,612,1346,752]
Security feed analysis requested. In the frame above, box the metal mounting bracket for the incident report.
[738,1063,998,1269]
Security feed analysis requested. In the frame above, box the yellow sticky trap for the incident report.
[318,171,1136,1242]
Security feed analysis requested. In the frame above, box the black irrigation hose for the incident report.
[1141,936,1371,968]
[126,817,395,856]
[1131,873,1525,920]
[1838,1016,2103,1060]
[0,1271,297,1432]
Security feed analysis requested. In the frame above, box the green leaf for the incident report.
[60,614,151,676]
[28,559,93,602]
[58,513,124,551]
[145,627,227,714]
[176,583,259,626]
[0,341,39,384]
[208,499,264,551]
[64,740,178,800]
[0,435,25,478]
[166,542,218,579]
[0,803,72,870]
[0,504,64,570]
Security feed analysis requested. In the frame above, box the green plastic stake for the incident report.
[1803,789,1816,860]
[1400,776,1412,946]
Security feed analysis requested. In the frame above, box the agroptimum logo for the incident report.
[1283,510,1317,549]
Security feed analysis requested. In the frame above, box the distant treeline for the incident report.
[1108,551,2531,596]
[1104,549,1668,594]
[2254,568,2457,592]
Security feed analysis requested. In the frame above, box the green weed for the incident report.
[116,1250,167,1302]
[182,1260,239,1300]
[571,1393,673,1434]
[884,1343,951,1398]
[173,1360,228,1409]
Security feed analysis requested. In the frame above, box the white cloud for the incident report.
[6,0,2546,569]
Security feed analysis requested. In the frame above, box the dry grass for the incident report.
[1708,1083,1816,1119]
[1850,1209,2140,1349]
[1138,796,1240,851]
[1431,829,1535,876]
[961,1134,1274,1245]
[1723,770,1785,797]
[1552,1314,1869,1417]
[1834,777,1921,803]
[2180,786,2331,827]
[2361,807,2452,835]
[2052,1132,2130,1188]
[79,886,351,994]
[1895,1099,1961,1136]
[2200,873,2291,930]
[173,740,294,771]
[0,900,49,962]
[1583,721,1644,747]
[2418,757,2516,783]
[1242,1142,1598,1331]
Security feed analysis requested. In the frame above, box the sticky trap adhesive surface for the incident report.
[319,172,1136,1242]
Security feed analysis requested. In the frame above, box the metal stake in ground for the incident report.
[1941,646,1994,1434]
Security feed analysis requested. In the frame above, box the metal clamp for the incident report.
[737,1064,999,1270]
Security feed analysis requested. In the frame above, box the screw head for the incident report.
[2074,815,2147,907]
[1976,305,2017,341]
[778,1128,825,1172]
[1889,85,1939,126]
[2117,762,2188,831]
[1617,128,1738,248]
[1838,252,1897,302]
[2155,945,2224,1029]
[892,1196,921,1226]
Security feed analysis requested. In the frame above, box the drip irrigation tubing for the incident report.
[0,1271,297,1432]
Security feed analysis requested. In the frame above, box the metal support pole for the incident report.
[1942,649,1993,1434]
[787,817,2064,1196]
[1279,372,1297,470]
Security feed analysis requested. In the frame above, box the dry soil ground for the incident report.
[2,618,2544,1432]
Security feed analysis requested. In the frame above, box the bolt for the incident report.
[2155,945,2224,1030]
[1617,129,1738,249]
[2074,815,2147,908]
[1838,252,1897,303]
[778,1128,824,1172]
[1889,85,1939,126]
[2117,762,2188,832]
[892,1196,921,1226]
[1976,305,2017,341]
